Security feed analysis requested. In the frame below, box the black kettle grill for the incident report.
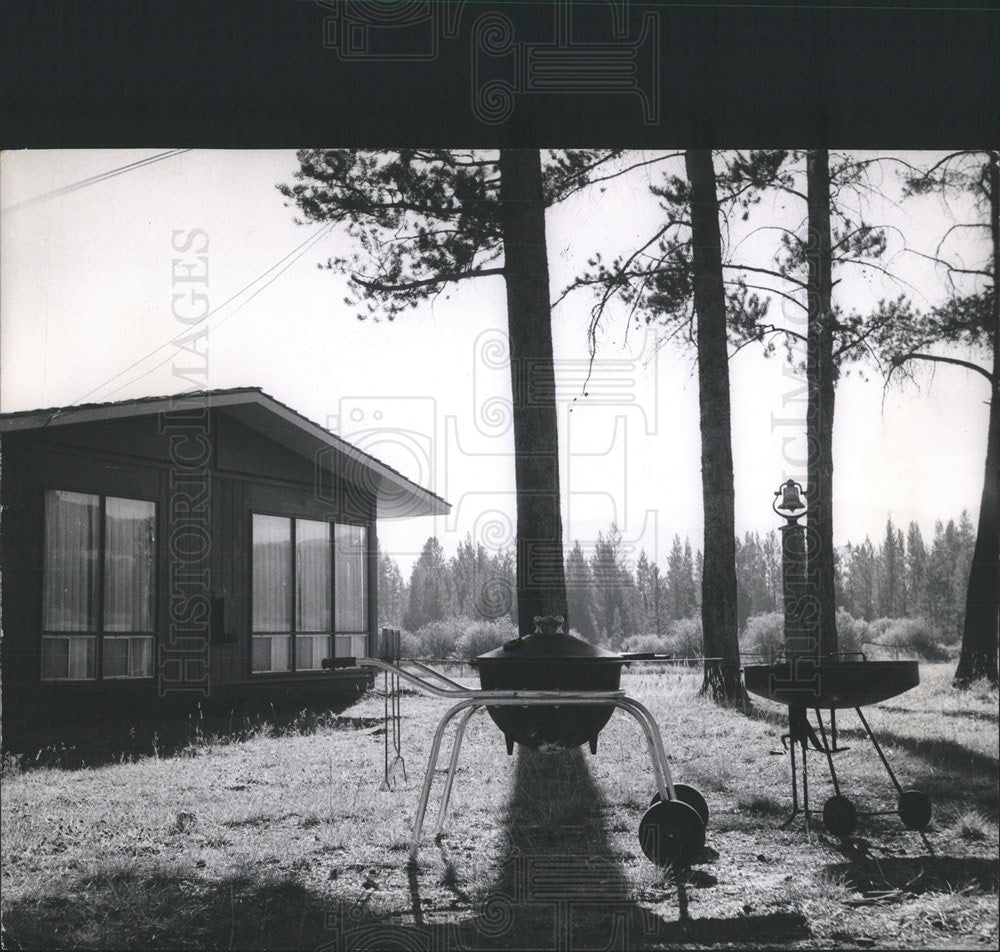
[470,615,654,754]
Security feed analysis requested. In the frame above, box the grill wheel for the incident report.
[898,789,932,830]
[650,783,710,829]
[823,794,858,836]
[638,799,705,870]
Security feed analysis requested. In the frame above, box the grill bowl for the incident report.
[470,631,627,752]
[743,659,919,709]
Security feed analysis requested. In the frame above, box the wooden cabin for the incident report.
[0,388,449,743]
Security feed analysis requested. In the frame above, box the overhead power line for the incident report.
[1,150,193,215]
[73,222,335,405]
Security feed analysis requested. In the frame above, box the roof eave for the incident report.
[1,389,451,520]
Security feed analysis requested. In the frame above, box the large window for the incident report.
[251,514,367,673]
[42,490,156,681]
[334,523,367,661]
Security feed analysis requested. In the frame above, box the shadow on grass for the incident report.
[866,729,998,775]
[1,746,812,951]
[737,705,999,818]
[825,839,998,896]
[0,873,335,951]
[834,728,1000,820]
[378,745,809,950]
[1,694,367,773]
[877,703,999,724]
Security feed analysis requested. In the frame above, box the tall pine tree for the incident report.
[280,149,622,635]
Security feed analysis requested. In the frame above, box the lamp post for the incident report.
[773,479,819,660]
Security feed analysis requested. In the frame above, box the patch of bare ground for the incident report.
[2,663,996,949]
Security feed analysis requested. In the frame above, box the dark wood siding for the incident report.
[1,435,38,685]
[1,406,378,732]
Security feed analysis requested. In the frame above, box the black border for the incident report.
[2,0,998,148]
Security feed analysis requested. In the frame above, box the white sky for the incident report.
[0,149,991,574]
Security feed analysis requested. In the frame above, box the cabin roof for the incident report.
[0,387,450,519]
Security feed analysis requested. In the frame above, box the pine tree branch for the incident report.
[723,279,805,313]
[904,246,991,279]
[725,263,809,290]
[554,151,684,201]
[739,322,807,345]
[892,351,994,383]
[834,256,924,297]
[353,267,505,293]
[554,218,684,309]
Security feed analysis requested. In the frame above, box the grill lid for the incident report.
[470,615,625,665]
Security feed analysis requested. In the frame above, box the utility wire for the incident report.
[74,222,335,405]
[1,150,193,215]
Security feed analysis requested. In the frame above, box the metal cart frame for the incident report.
[359,657,683,860]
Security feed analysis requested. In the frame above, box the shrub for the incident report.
[879,616,952,661]
[398,629,421,659]
[405,615,520,661]
[835,608,871,657]
[411,616,470,661]
[868,616,894,639]
[740,612,785,661]
[621,633,672,655]
[457,618,519,659]
[667,616,703,659]
[1,751,23,778]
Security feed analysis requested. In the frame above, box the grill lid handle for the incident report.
[533,615,565,635]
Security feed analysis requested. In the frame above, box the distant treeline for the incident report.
[379,514,976,655]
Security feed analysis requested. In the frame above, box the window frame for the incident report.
[40,488,158,683]
[250,510,370,675]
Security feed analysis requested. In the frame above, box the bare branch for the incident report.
[893,351,994,383]
[557,151,685,199]
[835,256,924,297]
[749,322,807,344]
[726,262,809,290]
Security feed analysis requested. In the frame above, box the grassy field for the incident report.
[1,663,997,950]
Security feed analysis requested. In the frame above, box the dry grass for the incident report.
[1,662,997,950]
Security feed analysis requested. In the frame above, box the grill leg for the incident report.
[855,706,904,795]
[780,736,801,829]
[432,706,479,837]
[410,699,479,861]
[814,709,842,797]
[614,696,676,803]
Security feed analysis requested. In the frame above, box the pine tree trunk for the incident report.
[955,151,1000,685]
[498,149,569,635]
[806,150,839,658]
[684,150,748,706]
